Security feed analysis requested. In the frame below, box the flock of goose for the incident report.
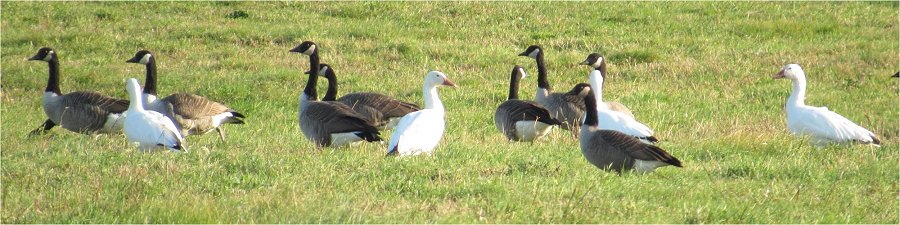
[26,41,885,173]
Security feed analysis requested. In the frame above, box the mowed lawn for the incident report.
[1,2,897,223]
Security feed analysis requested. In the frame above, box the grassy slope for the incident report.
[1,2,897,223]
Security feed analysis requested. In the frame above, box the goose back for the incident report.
[337,92,420,129]
[44,91,129,134]
[299,101,382,147]
[495,100,560,141]
[580,128,682,173]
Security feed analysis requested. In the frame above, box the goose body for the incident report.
[494,66,561,141]
[579,89,681,173]
[126,50,246,141]
[123,78,185,152]
[589,70,657,143]
[311,64,420,130]
[580,52,635,119]
[774,64,880,146]
[292,41,383,148]
[519,45,586,135]
[28,47,129,135]
[388,71,457,156]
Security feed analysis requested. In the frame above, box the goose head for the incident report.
[425,70,457,88]
[125,78,142,96]
[28,47,57,62]
[567,83,592,97]
[304,63,335,78]
[511,65,527,80]
[774,64,805,80]
[289,41,318,55]
[518,45,543,59]
[579,53,605,69]
[126,50,154,65]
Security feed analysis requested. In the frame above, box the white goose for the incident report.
[123,78,186,152]
[774,64,880,146]
[588,69,658,144]
[387,71,457,157]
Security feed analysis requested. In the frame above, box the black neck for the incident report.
[323,70,338,101]
[583,93,598,127]
[45,59,62,94]
[535,53,551,90]
[507,71,520,100]
[595,61,607,79]
[303,51,320,100]
[143,60,158,95]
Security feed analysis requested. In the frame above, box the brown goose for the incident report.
[291,41,382,147]
[579,52,636,119]
[494,65,561,141]
[580,86,681,173]
[27,47,129,135]
[305,63,420,130]
[126,50,246,141]
[519,45,591,137]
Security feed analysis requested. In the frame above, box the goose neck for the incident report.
[143,60,158,95]
[423,84,443,111]
[589,71,609,111]
[302,52,320,101]
[582,94,599,127]
[787,77,806,107]
[45,59,62,94]
[535,53,551,90]
[323,72,338,101]
[507,72,520,100]
[127,87,144,111]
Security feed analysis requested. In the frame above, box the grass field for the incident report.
[1,1,898,223]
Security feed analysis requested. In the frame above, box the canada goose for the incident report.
[892,72,898,78]
[519,45,586,136]
[579,53,635,119]
[580,87,682,173]
[123,78,185,152]
[305,63,421,130]
[494,65,561,141]
[125,50,246,141]
[774,64,880,146]
[387,71,457,157]
[27,47,129,135]
[291,41,383,147]
[588,69,658,144]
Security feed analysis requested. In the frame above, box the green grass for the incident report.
[2,1,898,223]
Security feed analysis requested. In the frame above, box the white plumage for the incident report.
[588,69,657,143]
[123,78,186,152]
[387,71,457,157]
[774,64,880,146]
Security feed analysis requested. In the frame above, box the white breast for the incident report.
[514,121,554,141]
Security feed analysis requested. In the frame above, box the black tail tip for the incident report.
[871,136,882,145]
[668,157,683,167]
[230,111,246,119]
[645,136,659,143]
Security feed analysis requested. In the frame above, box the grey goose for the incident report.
[27,47,129,135]
[126,50,246,141]
[579,53,636,119]
[579,87,682,173]
[291,41,383,148]
[305,63,420,130]
[494,65,561,141]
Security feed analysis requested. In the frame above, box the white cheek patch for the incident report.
[43,51,54,61]
[303,45,316,55]
[139,54,152,64]
[318,67,329,75]
[518,68,527,79]
[592,57,604,68]
[528,49,540,58]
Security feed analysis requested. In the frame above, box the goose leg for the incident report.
[216,127,227,142]
[29,119,56,136]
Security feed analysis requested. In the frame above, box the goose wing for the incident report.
[339,92,420,117]
[303,101,381,145]
[597,130,681,167]
[56,92,129,133]
[497,100,560,125]
[162,93,236,119]
[791,106,877,143]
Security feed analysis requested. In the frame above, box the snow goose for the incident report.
[580,88,681,173]
[773,64,881,146]
[387,70,457,156]
[123,78,186,152]
[494,65,561,141]
[27,47,129,135]
[126,50,246,141]
[305,63,421,130]
[579,53,635,119]
[588,69,657,143]
[291,41,383,148]
[519,45,587,136]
